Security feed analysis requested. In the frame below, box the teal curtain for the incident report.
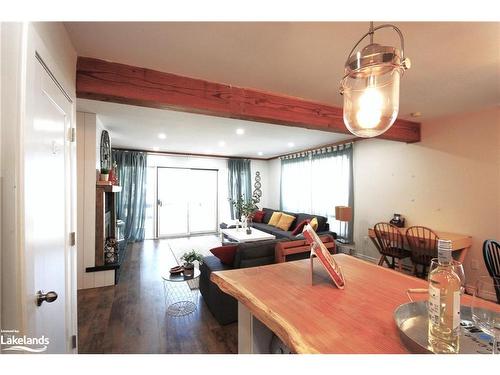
[227,159,251,219]
[112,149,147,242]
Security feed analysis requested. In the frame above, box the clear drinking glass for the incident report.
[451,261,465,295]
[471,276,500,354]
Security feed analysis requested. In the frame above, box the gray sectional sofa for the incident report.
[200,208,337,325]
[199,239,281,325]
[251,207,335,240]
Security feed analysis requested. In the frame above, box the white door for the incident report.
[23,55,74,353]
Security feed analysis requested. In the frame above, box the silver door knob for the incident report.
[36,290,58,306]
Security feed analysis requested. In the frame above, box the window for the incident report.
[280,143,353,241]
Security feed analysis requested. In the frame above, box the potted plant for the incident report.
[229,195,259,225]
[180,250,204,277]
[229,195,259,234]
[100,168,110,181]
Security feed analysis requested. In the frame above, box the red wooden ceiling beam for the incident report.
[76,57,420,143]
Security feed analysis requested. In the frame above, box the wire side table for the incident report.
[161,268,200,317]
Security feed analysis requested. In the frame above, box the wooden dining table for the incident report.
[211,254,498,354]
[367,227,472,263]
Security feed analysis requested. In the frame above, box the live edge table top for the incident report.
[211,254,487,354]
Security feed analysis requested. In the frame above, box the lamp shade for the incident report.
[342,63,401,138]
[335,206,352,222]
[339,23,410,138]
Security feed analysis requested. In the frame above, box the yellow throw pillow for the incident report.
[276,213,296,231]
[268,212,282,227]
[302,217,319,233]
[310,217,319,231]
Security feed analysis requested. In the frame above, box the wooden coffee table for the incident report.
[221,227,275,244]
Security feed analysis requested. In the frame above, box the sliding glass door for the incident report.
[187,169,218,233]
[157,167,218,237]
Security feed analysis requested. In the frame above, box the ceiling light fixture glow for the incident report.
[236,128,245,135]
[340,22,411,138]
[287,142,295,148]
[158,133,167,139]
[257,151,264,156]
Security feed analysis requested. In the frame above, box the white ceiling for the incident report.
[65,22,500,122]
[77,99,353,158]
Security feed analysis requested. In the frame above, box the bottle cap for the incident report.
[437,239,452,264]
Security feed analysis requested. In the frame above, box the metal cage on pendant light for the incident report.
[340,22,411,138]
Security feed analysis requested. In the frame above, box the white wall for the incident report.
[76,112,115,289]
[353,107,500,287]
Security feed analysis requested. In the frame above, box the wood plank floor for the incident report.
[77,238,237,354]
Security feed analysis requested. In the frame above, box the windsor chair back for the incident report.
[406,226,439,278]
[374,222,410,271]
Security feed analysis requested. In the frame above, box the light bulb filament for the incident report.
[355,82,383,129]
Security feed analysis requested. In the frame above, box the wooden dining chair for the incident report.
[483,239,500,303]
[405,226,439,278]
[373,222,410,271]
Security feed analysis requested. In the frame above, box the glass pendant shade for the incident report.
[340,23,410,138]
[343,68,400,138]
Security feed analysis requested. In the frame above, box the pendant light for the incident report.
[340,22,411,138]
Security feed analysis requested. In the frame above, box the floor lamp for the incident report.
[335,206,352,244]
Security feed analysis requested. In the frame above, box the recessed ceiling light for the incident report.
[153,146,159,151]
[218,141,226,147]
[158,133,167,139]
[257,151,264,156]
[236,128,245,135]
[287,142,295,147]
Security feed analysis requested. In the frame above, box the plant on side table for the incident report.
[180,250,204,277]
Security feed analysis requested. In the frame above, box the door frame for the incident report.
[155,166,219,239]
[1,22,77,353]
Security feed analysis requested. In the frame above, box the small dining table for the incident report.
[367,227,472,263]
